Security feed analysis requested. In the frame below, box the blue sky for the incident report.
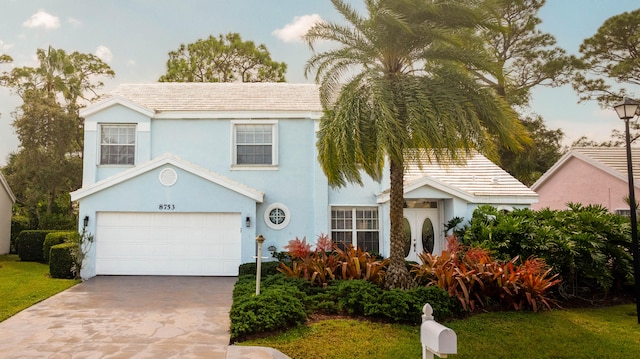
[0,0,638,166]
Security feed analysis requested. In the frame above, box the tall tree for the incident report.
[573,8,640,107]
[467,0,572,183]
[159,33,287,83]
[499,115,563,186]
[0,46,114,228]
[472,0,574,108]
[305,0,529,289]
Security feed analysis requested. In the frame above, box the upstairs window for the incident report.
[100,124,135,165]
[234,123,277,166]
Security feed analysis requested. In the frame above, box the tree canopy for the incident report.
[464,0,572,184]
[573,8,640,107]
[472,0,574,108]
[159,33,287,83]
[305,0,529,289]
[0,46,114,228]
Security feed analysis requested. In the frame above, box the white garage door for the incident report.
[95,212,241,276]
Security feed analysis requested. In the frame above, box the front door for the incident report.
[403,208,439,262]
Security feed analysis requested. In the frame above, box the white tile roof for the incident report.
[404,151,538,199]
[532,146,640,190]
[107,83,322,113]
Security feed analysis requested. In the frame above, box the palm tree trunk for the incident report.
[384,157,414,290]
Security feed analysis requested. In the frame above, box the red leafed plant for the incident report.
[284,236,312,259]
[278,234,387,286]
[411,236,561,312]
[315,233,333,252]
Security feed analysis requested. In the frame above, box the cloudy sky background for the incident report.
[0,0,638,166]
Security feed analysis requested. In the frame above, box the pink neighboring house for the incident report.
[531,147,640,213]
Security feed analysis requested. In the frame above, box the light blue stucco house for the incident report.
[70,83,537,279]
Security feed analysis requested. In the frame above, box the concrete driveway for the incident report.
[0,276,289,359]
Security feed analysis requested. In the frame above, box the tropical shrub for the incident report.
[411,237,561,312]
[460,204,632,295]
[278,234,388,286]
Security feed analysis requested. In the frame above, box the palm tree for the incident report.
[305,0,529,289]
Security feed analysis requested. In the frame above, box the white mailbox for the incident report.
[421,304,457,359]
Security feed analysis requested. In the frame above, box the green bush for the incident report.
[49,242,75,279]
[10,215,33,254]
[461,204,633,294]
[230,284,307,340]
[331,279,382,316]
[16,230,56,262]
[238,261,283,277]
[365,286,457,323]
[43,231,78,263]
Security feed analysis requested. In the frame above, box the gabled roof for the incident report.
[531,147,640,191]
[0,172,16,204]
[81,83,323,119]
[70,153,264,202]
[377,151,538,204]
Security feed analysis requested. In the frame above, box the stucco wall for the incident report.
[533,156,635,211]
[0,186,12,254]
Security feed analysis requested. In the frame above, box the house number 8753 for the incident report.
[159,204,176,210]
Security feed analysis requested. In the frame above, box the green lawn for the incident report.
[241,304,640,359]
[0,254,79,322]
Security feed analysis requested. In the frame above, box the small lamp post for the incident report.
[255,235,266,295]
[614,97,640,324]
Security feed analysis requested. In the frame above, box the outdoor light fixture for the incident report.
[246,216,251,228]
[613,97,640,324]
[83,215,89,228]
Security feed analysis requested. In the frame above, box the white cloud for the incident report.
[95,46,113,62]
[0,40,14,52]
[126,59,137,67]
[68,17,82,27]
[273,14,323,43]
[22,10,60,30]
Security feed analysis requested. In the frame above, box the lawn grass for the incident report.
[0,254,79,322]
[241,304,640,359]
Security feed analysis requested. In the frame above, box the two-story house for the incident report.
[70,83,537,279]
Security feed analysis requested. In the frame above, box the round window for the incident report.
[159,168,178,186]
[264,203,290,230]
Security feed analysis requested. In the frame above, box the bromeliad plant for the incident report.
[411,236,561,312]
[278,234,389,286]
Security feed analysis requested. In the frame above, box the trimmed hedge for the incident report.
[16,230,57,262]
[230,273,458,341]
[43,231,78,263]
[10,215,33,254]
[49,242,76,279]
[230,284,307,340]
[238,261,283,277]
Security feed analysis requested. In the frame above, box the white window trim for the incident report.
[264,203,290,230]
[98,123,137,167]
[330,206,380,250]
[230,120,278,170]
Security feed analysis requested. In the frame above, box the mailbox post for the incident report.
[255,235,266,295]
[421,303,457,359]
